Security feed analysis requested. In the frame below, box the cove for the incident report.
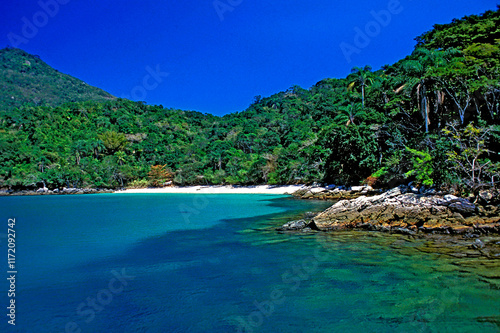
[0,194,498,332]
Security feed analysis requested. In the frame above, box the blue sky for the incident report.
[0,0,498,115]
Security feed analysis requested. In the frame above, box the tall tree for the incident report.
[348,65,373,108]
[334,102,366,126]
[396,48,453,132]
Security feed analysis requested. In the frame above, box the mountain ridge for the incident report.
[0,47,115,111]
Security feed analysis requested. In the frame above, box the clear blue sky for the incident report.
[0,0,498,115]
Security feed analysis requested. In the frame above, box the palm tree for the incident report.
[89,139,104,159]
[97,131,127,154]
[432,48,474,124]
[369,73,392,106]
[396,48,449,133]
[71,140,89,166]
[114,151,126,166]
[348,65,373,108]
[334,102,366,126]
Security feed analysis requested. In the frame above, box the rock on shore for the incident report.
[291,185,380,200]
[280,186,500,235]
[0,187,115,196]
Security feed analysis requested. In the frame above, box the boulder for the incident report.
[441,195,476,215]
[444,194,458,201]
[361,185,374,193]
[479,190,494,202]
[304,211,318,219]
[302,191,314,199]
[478,189,500,205]
[277,220,309,231]
[470,239,485,249]
[350,185,374,194]
[424,188,437,195]
[350,186,365,192]
[292,189,310,197]
[447,200,476,215]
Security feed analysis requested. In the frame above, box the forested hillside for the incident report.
[0,48,115,111]
[1,7,499,193]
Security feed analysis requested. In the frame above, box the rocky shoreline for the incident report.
[290,184,440,201]
[0,187,116,196]
[0,184,306,196]
[280,185,500,236]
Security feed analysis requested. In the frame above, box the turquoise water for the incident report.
[0,194,498,332]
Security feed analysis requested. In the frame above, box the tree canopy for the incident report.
[1,7,499,194]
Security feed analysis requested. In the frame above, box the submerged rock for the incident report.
[304,211,318,219]
[276,219,310,231]
[470,239,485,249]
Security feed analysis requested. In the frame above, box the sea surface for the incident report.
[0,193,498,332]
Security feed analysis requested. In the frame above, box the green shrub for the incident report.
[404,147,434,187]
[127,179,150,188]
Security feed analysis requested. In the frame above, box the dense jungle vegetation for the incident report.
[1,7,499,192]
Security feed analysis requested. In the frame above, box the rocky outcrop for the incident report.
[0,187,116,196]
[280,186,500,235]
[291,183,446,201]
[292,185,380,200]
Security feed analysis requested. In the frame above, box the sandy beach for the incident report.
[115,185,308,194]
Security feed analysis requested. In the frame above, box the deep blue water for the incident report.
[0,194,499,333]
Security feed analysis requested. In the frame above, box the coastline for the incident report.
[279,185,500,237]
[114,185,308,195]
[0,184,321,196]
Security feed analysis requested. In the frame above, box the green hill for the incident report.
[0,47,115,110]
[0,7,499,192]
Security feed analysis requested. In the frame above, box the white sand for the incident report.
[115,185,307,195]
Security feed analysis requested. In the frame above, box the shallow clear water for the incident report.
[0,194,498,332]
